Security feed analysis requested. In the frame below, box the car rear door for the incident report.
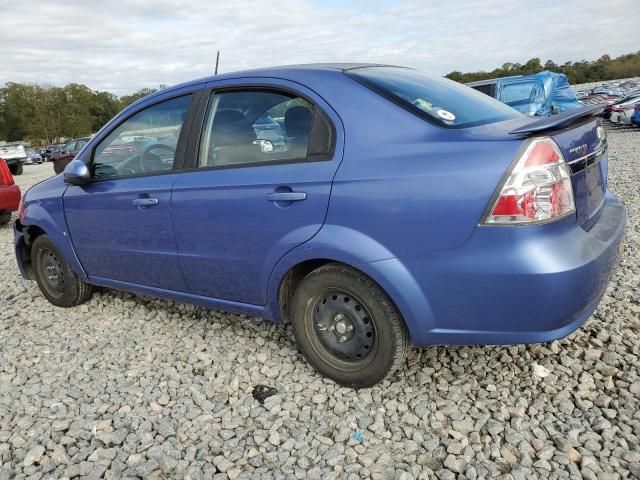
[171,79,344,305]
[63,89,201,291]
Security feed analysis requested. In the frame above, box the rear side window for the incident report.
[197,89,334,168]
[346,66,522,128]
[501,82,539,105]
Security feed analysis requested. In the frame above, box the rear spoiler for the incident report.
[509,105,605,135]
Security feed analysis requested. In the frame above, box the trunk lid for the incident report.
[550,118,607,230]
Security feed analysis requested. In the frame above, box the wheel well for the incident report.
[16,224,46,280]
[277,259,411,342]
[278,259,333,325]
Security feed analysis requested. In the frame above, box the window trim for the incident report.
[86,92,200,183]
[183,85,337,173]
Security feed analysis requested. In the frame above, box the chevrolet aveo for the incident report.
[14,64,626,387]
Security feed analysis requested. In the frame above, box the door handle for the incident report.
[132,198,159,207]
[265,192,307,202]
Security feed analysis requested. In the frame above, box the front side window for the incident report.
[347,66,522,128]
[198,90,326,168]
[92,95,191,179]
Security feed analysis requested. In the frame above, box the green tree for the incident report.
[445,50,640,85]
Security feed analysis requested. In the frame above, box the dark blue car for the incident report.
[14,64,626,387]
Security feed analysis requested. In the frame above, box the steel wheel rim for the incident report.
[38,248,65,298]
[306,288,378,371]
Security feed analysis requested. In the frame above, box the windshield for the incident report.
[346,66,522,128]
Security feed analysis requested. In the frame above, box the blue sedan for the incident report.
[13,64,626,387]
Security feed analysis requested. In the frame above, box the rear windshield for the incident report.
[346,66,522,128]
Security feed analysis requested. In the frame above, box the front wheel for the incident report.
[0,213,11,225]
[32,234,93,307]
[291,263,409,388]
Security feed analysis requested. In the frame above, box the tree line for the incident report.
[0,84,164,145]
[446,51,640,85]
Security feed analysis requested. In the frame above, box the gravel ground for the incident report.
[1,127,639,480]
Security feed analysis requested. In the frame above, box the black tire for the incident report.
[291,263,409,388]
[32,234,93,307]
[9,163,23,175]
[0,212,11,225]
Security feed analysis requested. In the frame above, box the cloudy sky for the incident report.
[1,0,638,95]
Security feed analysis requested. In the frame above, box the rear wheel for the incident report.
[0,213,11,225]
[32,234,93,307]
[9,163,23,176]
[291,263,409,388]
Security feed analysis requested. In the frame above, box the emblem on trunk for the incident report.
[569,144,588,157]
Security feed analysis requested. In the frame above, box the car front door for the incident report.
[63,91,199,291]
[171,81,344,305]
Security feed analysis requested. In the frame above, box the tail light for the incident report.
[481,138,575,225]
[0,159,14,186]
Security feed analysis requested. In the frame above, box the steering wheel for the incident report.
[140,144,176,172]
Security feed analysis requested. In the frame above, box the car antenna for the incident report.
[215,51,220,75]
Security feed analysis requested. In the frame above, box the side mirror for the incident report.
[63,160,90,185]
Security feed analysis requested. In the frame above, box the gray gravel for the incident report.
[1,128,639,479]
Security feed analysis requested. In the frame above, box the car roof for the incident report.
[137,63,390,103]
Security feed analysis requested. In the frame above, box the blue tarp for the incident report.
[498,71,580,116]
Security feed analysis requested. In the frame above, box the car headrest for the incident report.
[285,106,312,137]
[212,110,256,147]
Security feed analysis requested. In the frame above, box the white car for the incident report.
[610,96,640,124]
[0,142,27,175]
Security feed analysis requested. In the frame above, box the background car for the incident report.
[0,159,21,225]
[602,91,640,119]
[467,71,580,116]
[609,96,640,123]
[631,104,640,126]
[40,144,65,162]
[25,149,43,165]
[50,137,90,174]
[0,142,27,175]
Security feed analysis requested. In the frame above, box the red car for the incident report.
[0,159,21,225]
[51,137,91,174]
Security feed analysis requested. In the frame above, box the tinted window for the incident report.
[472,83,496,97]
[93,95,191,179]
[347,67,522,128]
[198,90,317,168]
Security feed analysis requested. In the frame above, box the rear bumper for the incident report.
[0,184,21,213]
[4,157,26,165]
[369,192,626,347]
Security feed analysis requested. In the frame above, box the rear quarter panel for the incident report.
[266,71,524,320]
[295,72,525,260]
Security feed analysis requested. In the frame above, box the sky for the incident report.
[1,0,638,95]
